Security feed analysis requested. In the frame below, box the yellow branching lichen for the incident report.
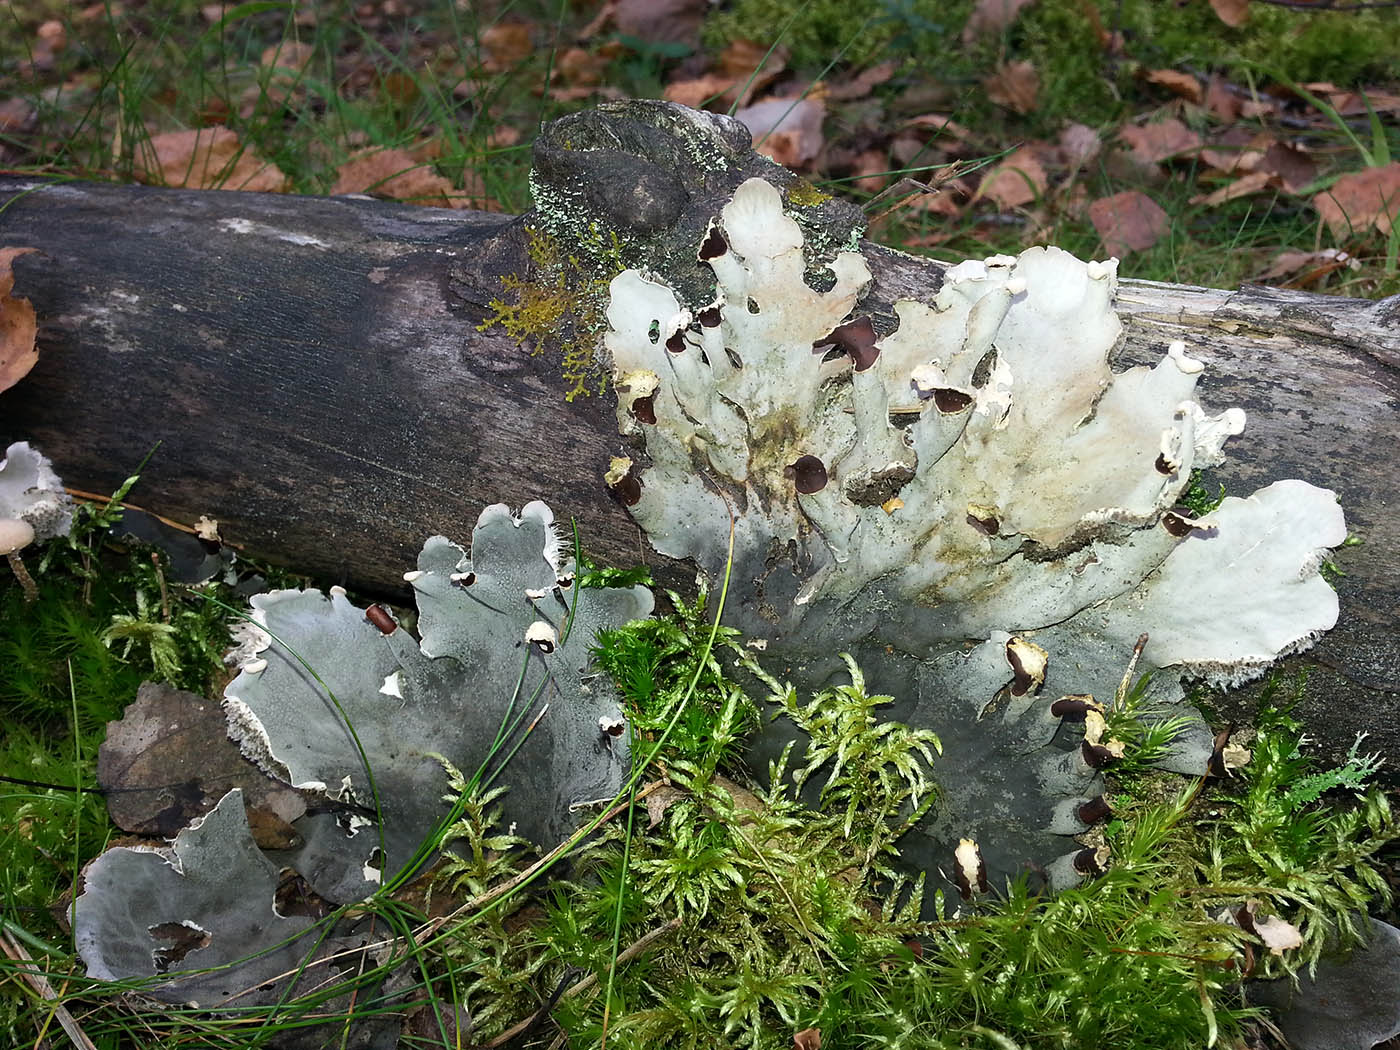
[479,224,625,401]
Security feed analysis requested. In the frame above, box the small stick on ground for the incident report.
[0,928,100,1050]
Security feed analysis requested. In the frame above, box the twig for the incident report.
[0,929,100,1050]
[478,916,683,1049]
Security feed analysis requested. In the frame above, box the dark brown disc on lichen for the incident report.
[786,455,828,494]
[816,316,879,372]
[1155,452,1176,475]
[1050,695,1097,719]
[698,228,727,260]
[1162,510,1199,537]
[1006,641,1043,697]
[697,305,721,327]
[607,469,643,507]
[1080,740,1117,769]
[665,331,687,354]
[967,510,999,536]
[632,395,657,425]
[1206,724,1235,778]
[1072,846,1110,877]
[365,604,397,635]
[1078,796,1113,824]
[932,388,975,413]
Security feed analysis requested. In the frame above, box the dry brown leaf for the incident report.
[0,247,39,395]
[549,83,625,104]
[615,0,705,45]
[1089,190,1169,255]
[556,47,611,88]
[849,148,891,194]
[1144,69,1203,104]
[1259,247,1359,285]
[79,2,121,21]
[716,38,788,83]
[901,112,974,141]
[977,146,1047,209]
[136,127,289,193]
[904,177,970,218]
[1205,76,1242,121]
[98,681,309,846]
[665,40,787,112]
[1190,171,1275,207]
[37,19,66,52]
[826,61,896,102]
[1314,163,1400,238]
[644,781,688,828]
[794,1028,823,1050]
[0,97,36,135]
[736,96,826,170]
[961,0,1038,43]
[1199,128,1271,176]
[332,147,471,208]
[260,39,314,71]
[1209,0,1249,27]
[1117,119,1201,166]
[984,60,1039,115]
[1316,88,1400,117]
[460,169,503,213]
[1059,122,1102,167]
[665,74,743,110]
[1257,142,1316,193]
[480,22,532,72]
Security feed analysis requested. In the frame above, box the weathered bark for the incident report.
[1,101,1396,767]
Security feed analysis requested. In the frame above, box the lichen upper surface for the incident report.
[220,501,652,903]
[0,440,73,540]
[603,176,1346,893]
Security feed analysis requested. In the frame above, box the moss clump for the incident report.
[701,0,906,72]
[784,178,833,208]
[479,223,627,401]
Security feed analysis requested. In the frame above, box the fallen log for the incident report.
[1,101,1396,768]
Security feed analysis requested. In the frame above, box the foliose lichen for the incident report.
[73,501,653,999]
[601,176,1346,896]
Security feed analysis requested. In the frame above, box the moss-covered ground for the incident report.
[1,491,1397,1049]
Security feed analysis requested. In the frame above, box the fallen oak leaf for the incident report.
[1209,0,1249,27]
[735,95,826,169]
[1190,170,1276,208]
[1059,123,1102,168]
[1144,69,1203,105]
[331,147,470,208]
[961,0,1038,44]
[136,127,289,193]
[1258,248,1359,287]
[479,21,533,72]
[976,145,1047,210]
[984,60,1039,115]
[614,0,705,45]
[1257,142,1317,194]
[1313,162,1400,238]
[1089,190,1169,256]
[1117,119,1202,167]
[0,247,38,395]
[825,60,896,102]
